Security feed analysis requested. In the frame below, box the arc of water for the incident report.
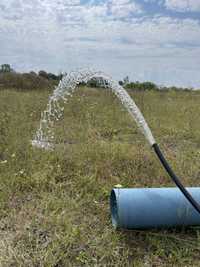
[32,69,156,149]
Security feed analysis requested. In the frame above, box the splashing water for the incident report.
[32,69,156,150]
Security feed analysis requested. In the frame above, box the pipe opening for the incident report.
[110,189,120,229]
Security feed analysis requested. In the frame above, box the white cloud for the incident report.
[165,0,200,12]
[110,0,130,4]
[109,0,142,17]
[111,4,142,18]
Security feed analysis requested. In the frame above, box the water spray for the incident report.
[32,69,200,229]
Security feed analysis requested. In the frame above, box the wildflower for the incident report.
[0,160,7,164]
[19,169,25,174]
[114,184,123,188]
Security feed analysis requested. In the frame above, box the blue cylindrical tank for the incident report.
[110,188,200,229]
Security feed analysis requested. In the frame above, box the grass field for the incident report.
[0,86,200,266]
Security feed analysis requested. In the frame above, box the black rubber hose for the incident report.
[153,143,200,214]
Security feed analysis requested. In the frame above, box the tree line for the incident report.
[0,64,63,81]
[0,64,62,90]
[0,64,196,91]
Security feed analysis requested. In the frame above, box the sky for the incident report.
[0,0,200,88]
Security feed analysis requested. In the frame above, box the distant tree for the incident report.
[123,76,129,86]
[38,70,48,79]
[119,81,123,86]
[38,71,63,81]
[0,64,13,73]
[29,71,37,76]
[47,72,58,80]
[87,77,107,88]
[87,78,98,88]
[125,81,159,91]
[142,82,157,91]
[79,81,86,86]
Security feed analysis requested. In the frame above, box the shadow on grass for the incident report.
[120,226,200,252]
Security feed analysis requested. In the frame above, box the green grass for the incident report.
[0,87,200,266]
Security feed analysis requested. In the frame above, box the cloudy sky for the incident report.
[0,0,200,88]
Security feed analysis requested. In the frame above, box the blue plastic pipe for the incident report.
[110,188,200,229]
